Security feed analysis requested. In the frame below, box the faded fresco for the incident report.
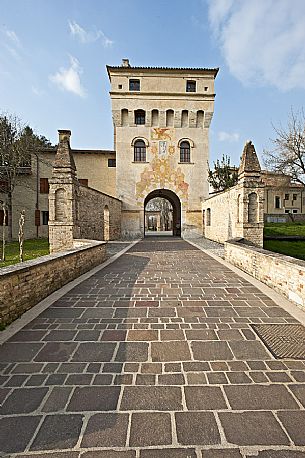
[136,128,189,204]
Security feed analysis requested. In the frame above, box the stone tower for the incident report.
[48,130,80,253]
[107,60,218,239]
[236,141,265,246]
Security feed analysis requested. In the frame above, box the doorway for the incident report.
[144,189,181,237]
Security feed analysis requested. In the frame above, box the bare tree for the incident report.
[0,114,52,241]
[18,209,25,262]
[264,109,305,185]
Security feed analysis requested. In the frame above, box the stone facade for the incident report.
[48,131,121,253]
[78,185,121,241]
[225,240,305,311]
[203,141,265,247]
[262,171,305,219]
[0,240,107,326]
[0,147,116,241]
[107,60,218,238]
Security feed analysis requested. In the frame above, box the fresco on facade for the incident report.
[135,128,189,204]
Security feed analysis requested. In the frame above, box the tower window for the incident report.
[134,140,146,162]
[186,80,196,92]
[129,79,140,91]
[108,158,116,167]
[180,141,191,163]
[135,109,145,125]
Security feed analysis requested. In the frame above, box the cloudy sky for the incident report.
[1,0,305,165]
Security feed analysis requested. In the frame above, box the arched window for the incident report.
[104,205,110,241]
[248,192,258,223]
[166,109,174,127]
[151,109,159,127]
[135,109,145,125]
[121,109,128,126]
[181,110,188,127]
[134,140,146,162]
[180,141,190,163]
[206,208,211,226]
[196,110,204,128]
[55,188,66,222]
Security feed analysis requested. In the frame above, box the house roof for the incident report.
[38,147,116,155]
[107,65,219,79]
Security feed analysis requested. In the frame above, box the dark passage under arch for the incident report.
[144,189,181,237]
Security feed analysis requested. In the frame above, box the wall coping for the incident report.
[79,183,122,202]
[0,240,107,278]
[225,238,305,269]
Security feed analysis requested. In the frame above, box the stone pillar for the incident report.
[236,141,264,247]
[48,130,80,253]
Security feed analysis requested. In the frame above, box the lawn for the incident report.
[264,222,305,237]
[0,238,49,268]
[263,240,305,261]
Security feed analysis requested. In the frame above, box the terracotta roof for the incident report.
[107,65,219,78]
[38,146,115,155]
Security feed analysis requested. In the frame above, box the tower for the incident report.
[107,60,218,239]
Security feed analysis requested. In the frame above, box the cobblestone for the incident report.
[1,237,305,456]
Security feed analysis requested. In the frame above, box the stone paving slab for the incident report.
[1,237,305,457]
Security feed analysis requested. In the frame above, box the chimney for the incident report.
[122,58,130,67]
[58,130,71,143]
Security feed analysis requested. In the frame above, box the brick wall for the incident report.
[78,185,121,240]
[225,240,305,311]
[0,240,107,326]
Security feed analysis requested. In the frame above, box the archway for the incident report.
[144,189,181,237]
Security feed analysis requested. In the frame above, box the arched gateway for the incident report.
[144,189,181,237]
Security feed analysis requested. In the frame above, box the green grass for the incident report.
[0,238,49,268]
[264,222,305,237]
[264,239,305,261]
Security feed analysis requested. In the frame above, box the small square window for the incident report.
[129,79,140,91]
[293,209,298,213]
[42,211,49,225]
[79,179,88,187]
[118,84,122,89]
[293,194,297,200]
[284,194,289,200]
[285,210,290,213]
[108,158,116,167]
[204,86,208,91]
[186,80,196,92]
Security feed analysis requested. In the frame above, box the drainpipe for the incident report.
[34,153,39,238]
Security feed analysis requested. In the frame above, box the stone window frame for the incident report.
[274,195,281,209]
[186,80,196,92]
[132,137,149,163]
[129,79,140,91]
[178,138,194,164]
[134,109,145,125]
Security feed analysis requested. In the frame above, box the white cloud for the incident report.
[5,29,21,47]
[49,56,86,97]
[68,20,113,47]
[207,0,305,90]
[218,131,240,142]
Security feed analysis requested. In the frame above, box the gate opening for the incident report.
[144,189,181,237]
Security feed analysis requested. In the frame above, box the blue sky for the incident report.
[1,0,305,166]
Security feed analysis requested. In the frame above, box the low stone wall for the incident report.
[0,240,107,326]
[225,240,305,310]
[78,185,121,240]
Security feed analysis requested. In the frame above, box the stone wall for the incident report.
[202,141,265,247]
[225,240,305,310]
[0,240,107,326]
[203,187,242,243]
[78,185,121,240]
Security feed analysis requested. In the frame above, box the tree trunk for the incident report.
[7,192,13,242]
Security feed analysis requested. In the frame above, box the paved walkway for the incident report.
[1,238,305,457]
